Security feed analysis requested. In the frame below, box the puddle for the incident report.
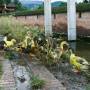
[11,59,31,90]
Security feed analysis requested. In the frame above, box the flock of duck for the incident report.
[0,32,89,73]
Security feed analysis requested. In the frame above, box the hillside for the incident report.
[21,1,66,10]
[21,1,43,10]
[52,1,66,7]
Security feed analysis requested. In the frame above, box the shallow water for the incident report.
[69,41,90,62]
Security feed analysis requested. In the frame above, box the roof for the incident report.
[0,4,16,12]
[0,4,16,8]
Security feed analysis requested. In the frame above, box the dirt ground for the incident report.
[15,12,90,36]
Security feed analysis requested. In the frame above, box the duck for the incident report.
[17,35,36,54]
[4,36,16,48]
[60,41,69,51]
[59,41,71,61]
[70,51,89,72]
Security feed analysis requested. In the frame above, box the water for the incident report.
[69,41,90,62]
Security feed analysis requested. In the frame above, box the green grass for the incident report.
[0,16,28,42]
[0,87,3,90]
[0,16,42,42]
[31,76,45,89]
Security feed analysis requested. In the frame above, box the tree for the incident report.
[13,0,20,5]
[0,0,4,5]
[13,0,23,10]
[0,0,11,5]
[0,0,26,11]
[83,0,88,3]
[5,0,11,4]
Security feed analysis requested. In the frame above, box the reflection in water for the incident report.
[76,41,90,62]
[69,42,76,52]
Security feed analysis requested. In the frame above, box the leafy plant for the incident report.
[4,51,14,60]
[31,76,45,89]
[0,16,27,41]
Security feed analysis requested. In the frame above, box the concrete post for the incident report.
[67,0,76,41]
[44,0,52,37]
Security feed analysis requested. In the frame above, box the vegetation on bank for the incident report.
[0,16,27,41]
[0,3,90,16]
[0,16,42,42]
[0,16,45,45]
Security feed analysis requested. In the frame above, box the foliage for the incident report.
[83,0,89,3]
[0,2,90,16]
[86,84,90,90]
[0,16,28,41]
[4,51,14,60]
[31,76,45,89]
[13,3,90,16]
[0,0,26,11]
[13,0,24,11]
[0,16,43,41]
[0,0,11,5]
[77,3,90,12]
[0,0,4,5]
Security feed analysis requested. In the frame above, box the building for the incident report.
[0,4,16,13]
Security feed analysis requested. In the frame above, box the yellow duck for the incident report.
[60,41,70,60]
[17,35,36,54]
[21,36,35,49]
[60,41,69,51]
[70,52,89,71]
[4,36,16,48]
